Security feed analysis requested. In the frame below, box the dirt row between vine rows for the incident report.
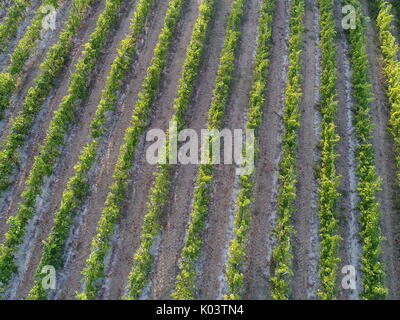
[243,0,290,300]
[331,0,362,300]
[291,0,321,300]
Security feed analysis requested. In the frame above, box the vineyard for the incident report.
[0,0,399,300]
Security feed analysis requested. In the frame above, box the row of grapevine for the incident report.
[375,1,400,185]
[171,0,247,300]
[77,0,218,300]
[314,0,341,300]
[344,0,387,300]
[0,0,97,194]
[0,0,126,294]
[27,0,159,300]
[0,0,62,119]
[0,0,32,53]
[224,0,276,300]
[123,0,217,300]
[269,0,305,300]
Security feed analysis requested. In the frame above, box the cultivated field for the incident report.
[0,0,399,300]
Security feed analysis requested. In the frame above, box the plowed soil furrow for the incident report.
[149,0,233,300]
[333,0,361,300]
[195,0,262,300]
[0,10,6,23]
[292,0,320,300]
[102,0,200,300]
[51,0,174,300]
[0,0,106,234]
[362,0,400,299]
[243,0,290,300]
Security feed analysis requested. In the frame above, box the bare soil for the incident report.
[243,0,290,300]
[291,0,321,300]
[333,0,362,300]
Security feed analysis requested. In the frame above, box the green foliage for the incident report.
[224,0,276,300]
[315,0,341,300]
[269,0,304,300]
[0,0,124,296]
[172,0,246,300]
